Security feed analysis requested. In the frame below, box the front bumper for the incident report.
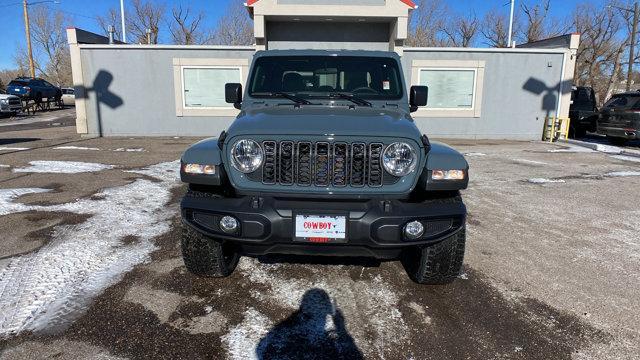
[598,126,639,140]
[0,104,21,113]
[181,194,466,259]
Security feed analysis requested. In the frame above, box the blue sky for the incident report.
[0,0,605,70]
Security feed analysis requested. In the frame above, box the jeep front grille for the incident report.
[260,141,387,187]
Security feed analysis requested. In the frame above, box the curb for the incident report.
[558,139,640,159]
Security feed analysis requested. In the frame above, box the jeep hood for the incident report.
[0,94,19,100]
[227,106,420,139]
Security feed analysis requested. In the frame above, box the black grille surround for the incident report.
[257,140,398,188]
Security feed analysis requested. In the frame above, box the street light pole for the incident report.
[508,0,515,47]
[627,2,639,91]
[120,0,127,43]
[22,0,36,78]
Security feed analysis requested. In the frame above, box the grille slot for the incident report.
[333,143,348,186]
[368,143,383,187]
[279,141,294,185]
[297,142,312,186]
[262,141,277,184]
[350,143,366,187]
[260,141,391,187]
[314,142,330,186]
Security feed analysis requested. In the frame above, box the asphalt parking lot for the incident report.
[0,118,639,359]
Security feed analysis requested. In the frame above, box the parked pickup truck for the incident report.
[569,86,598,138]
[0,90,22,116]
[179,50,469,285]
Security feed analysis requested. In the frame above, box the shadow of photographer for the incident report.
[256,288,364,360]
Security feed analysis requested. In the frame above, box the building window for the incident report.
[173,57,250,117]
[410,60,485,118]
[182,67,241,109]
[419,69,477,110]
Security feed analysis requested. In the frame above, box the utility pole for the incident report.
[120,0,127,43]
[628,2,639,91]
[508,0,515,48]
[22,0,36,78]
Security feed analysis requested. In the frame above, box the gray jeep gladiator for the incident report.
[179,50,469,284]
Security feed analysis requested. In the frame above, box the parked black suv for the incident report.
[6,77,62,103]
[597,91,640,145]
[569,86,598,138]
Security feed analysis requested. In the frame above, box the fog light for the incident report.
[404,221,424,240]
[220,216,239,234]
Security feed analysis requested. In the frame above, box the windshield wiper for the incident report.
[255,92,313,105]
[329,93,372,107]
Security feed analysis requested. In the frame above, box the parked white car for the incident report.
[0,90,22,116]
[61,88,75,106]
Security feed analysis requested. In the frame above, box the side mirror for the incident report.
[410,85,428,112]
[225,83,242,108]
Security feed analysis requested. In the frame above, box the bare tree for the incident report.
[169,5,207,45]
[96,8,123,41]
[13,6,72,86]
[0,69,23,89]
[481,9,512,48]
[519,0,568,43]
[406,0,449,47]
[127,0,165,44]
[211,0,253,45]
[572,2,626,103]
[443,12,479,47]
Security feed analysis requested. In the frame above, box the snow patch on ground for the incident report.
[223,308,272,360]
[0,188,51,216]
[527,178,566,184]
[114,148,145,152]
[0,147,29,151]
[0,160,180,336]
[464,152,486,157]
[124,161,180,182]
[605,171,640,177]
[54,146,100,151]
[611,155,640,163]
[547,145,594,153]
[13,161,114,174]
[593,144,623,154]
[0,164,10,168]
[227,258,406,359]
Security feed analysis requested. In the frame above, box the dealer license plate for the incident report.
[295,214,347,242]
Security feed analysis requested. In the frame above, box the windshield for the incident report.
[604,95,640,109]
[248,56,403,100]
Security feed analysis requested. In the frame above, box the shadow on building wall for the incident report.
[256,288,364,360]
[522,77,573,120]
[77,70,123,136]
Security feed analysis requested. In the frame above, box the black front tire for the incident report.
[402,227,466,285]
[181,225,240,277]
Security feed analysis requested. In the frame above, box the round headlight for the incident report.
[383,142,417,177]
[231,139,263,173]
